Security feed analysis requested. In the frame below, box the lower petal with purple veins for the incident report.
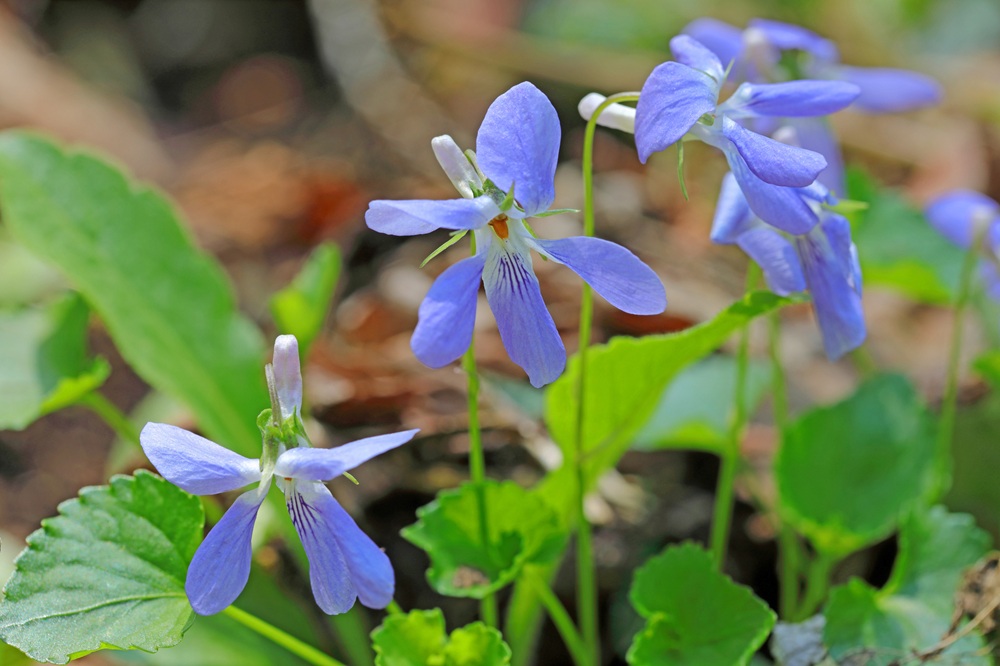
[186,487,268,615]
[411,252,488,369]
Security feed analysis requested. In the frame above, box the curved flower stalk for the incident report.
[140,335,418,615]
[926,190,1000,298]
[366,82,667,387]
[711,173,866,359]
[683,17,942,194]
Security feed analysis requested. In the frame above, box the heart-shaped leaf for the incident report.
[371,608,510,666]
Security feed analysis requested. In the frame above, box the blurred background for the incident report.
[1,0,1000,663]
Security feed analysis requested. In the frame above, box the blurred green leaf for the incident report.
[402,481,566,599]
[824,507,991,666]
[0,227,65,307]
[776,374,936,557]
[0,471,203,664]
[632,356,769,453]
[0,293,109,430]
[270,243,340,355]
[371,608,511,666]
[524,0,680,51]
[541,291,795,517]
[627,543,775,666]
[849,169,965,305]
[0,132,267,455]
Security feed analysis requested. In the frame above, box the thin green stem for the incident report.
[223,605,345,666]
[710,264,760,568]
[794,553,836,621]
[768,313,787,427]
[462,342,498,628]
[386,600,404,615]
[935,235,983,500]
[575,91,639,665]
[78,392,141,449]
[527,568,591,666]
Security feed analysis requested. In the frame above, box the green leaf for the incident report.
[0,132,267,455]
[401,481,566,598]
[0,471,204,664]
[632,356,770,453]
[0,293,110,429]
[371,609,511,666]
[270,242,341,355]
[824,506,991,666]
[540,291,795,517]
[849,169,965,305]
[626,543,775,666]
[775,374,936,557]
[421,231,468,268]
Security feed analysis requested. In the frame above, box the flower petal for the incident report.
[797,215,866,359]
[726,147,819,235]
[635,61,719,163]
[710,172,755,243]
[736,226,807,296]
[682,18,745,72]
[286,481,356,614]
[365,196,499,236]
[411,252,487,368]
[722,117,826,187]
[476,82,560,217]
[721,80,859,118]
[577,93,636,134]
[748,19,839,63]
[272,335,301,421]
[275,429,419,481]
[528,236,666,314]
[186,487,266,614]
[786,117,846,196]
[980,261,1000,302]
[431,135,481,198]
[832,66,942,113]
[482,242,565,388]
[669,35,725,83]
[140,422,260,495]
[925,190,1000,249]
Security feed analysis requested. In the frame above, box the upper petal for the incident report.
[635,61,719,163]
[832,66,942,113]
[748,19,840,63]
[365,196,500,236]
[578,93,636,134]
[140,422,260,495]
[411,252,487,368]
[185,487,266,614]
[482,242,565,388]
[682,18,745,73]
[476,82,560,217]
[710,172,755,243]
[529,236,666,315]
[272,335,301,421]
[670,35,726,83]
[722,117,826,187]
[431,135,482,198]
[274,429,419,481]
[286,481,356,614]
[726,147,819,235]
[736,226,807,296]
[720,80,860,118]
[925,190,1000,249]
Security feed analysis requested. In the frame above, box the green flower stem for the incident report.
[223,605,346,666]
[793,552,836,621]
[462,341,498,628]
[386,599,404,615]
[577,91,640,664]
[78,391,141,449]
[710,264,760,568]
[935,233,983,500]
[526,568,591,666]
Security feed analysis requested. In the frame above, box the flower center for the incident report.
[488,214,510,239]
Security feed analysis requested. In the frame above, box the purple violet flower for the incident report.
[366,82,667,388]
[926,190,1000,300]
[140,335,418,615]
[711,173,866,359]
[592,35,859,235]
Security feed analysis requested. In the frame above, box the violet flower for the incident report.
[926,190,1000,299]
[366,82,666,388]
[140,335,418,615]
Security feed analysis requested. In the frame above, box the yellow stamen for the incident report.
[489,214,509,239]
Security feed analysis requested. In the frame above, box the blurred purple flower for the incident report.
[623,35,858,234]
[711,174,866,359]
[926,190,1000,299]
[366,82,666,387]
[140,335,418,615]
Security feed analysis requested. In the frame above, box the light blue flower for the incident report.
[631,35,859,235]
[140,335,418,615]
[366,82,667,388]
[926,190,1000,300]
[711,173,866,359]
